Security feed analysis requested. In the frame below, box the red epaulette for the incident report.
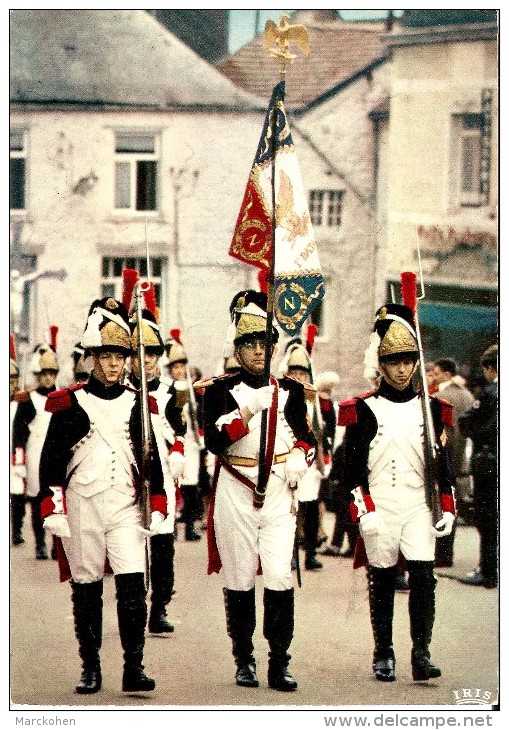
[338,398,359,426]
[319,395,332,412]
[14,389,32,403]
[148,394,159,415]
[436,397,453,428]
[338,390,375,426]
[46,388,75,412]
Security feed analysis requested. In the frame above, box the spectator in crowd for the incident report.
[458,345,498,589]
[432,358,475,567]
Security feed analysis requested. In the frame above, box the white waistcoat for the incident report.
[67,389,137,498]
[364,395,425,490]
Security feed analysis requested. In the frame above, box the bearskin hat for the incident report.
[81,297,131,354]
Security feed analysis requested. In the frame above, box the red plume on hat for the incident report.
[170,328,182,345]
[400,272,418,317]
[49,325,58,353]
[10,332,17,362]
[142,283,158,322]
[306,323,318,355]
[122,269,139,311]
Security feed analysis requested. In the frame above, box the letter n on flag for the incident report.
[229,80,325,335]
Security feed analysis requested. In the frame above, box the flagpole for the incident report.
[256,42,289,494]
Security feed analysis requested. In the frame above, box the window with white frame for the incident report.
[459,114,482,206]
[10,130,26,211]
[309,190,344,227]
[114,133,158,211]
[101,257,163,306]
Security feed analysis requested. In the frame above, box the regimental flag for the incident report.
[229,80,324,335]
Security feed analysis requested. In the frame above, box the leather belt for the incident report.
[224,453,289,468]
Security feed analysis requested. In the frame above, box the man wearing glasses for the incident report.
[201,290,317,693]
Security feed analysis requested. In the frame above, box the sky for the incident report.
[228,9,402,53]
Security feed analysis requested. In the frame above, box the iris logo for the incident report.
[453,688,497,706]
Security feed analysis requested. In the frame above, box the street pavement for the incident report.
[9,514,499,714]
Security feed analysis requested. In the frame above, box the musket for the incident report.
[306,323,325,472]
[400,270,443,525]
[185,362,201,446]
[133,280,153,531]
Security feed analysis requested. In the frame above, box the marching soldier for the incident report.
[128,307,187,634]
[39,297,168,695]
[10,334,26,546]
[201,290,317,692]
[279,337,323,570]
[12,331,60,560]
[338,302,456,683]
[163,331,203,542]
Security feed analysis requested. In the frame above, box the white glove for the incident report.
[138,511,173,537]
[245,384,275,416]
[12,464,27,479]
[359,511,386,537]
[285,448,308,488]
[168,450,185,480]
[43,514,71,538]
[431,511,455,537]
[149,511,166,533]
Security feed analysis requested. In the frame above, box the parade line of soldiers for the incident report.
[9,273,498,696]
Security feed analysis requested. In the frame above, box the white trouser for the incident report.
[60,487,146,583]
[361,482,435,568]
[214,470,296,591]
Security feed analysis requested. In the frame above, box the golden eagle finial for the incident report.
[263,14,310,76]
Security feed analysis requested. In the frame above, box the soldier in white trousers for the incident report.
[338,302,456,683]
[12,340,60,559]
[201,290,317,692]
[39,297,169,695]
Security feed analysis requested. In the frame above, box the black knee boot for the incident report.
[368,565,397,681]
[223,588,259,687]
[407,561,441,681]
[115,573,155,692]
[71,580,103,694]
[181,485,202,540]
[303,500,323,570]
[10,494,26,545]
[31,497,47,559]
[263,588,298,691]
[148,533,175,633]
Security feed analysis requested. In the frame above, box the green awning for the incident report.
[419,302,498,332]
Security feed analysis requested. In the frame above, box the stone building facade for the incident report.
[10,9,498,391]
[382,14,498,372]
